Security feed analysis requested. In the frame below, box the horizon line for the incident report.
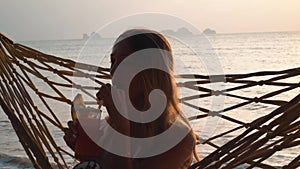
[10,29,300,42]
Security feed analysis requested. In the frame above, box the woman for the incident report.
[64,29,198,169]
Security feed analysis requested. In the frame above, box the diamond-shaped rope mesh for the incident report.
[0,33,299,169]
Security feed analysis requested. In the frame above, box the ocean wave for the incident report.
[0,153,33,169]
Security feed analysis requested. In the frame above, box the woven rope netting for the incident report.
[0,33,299,169]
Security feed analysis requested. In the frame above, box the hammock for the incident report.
[0,33,299,169]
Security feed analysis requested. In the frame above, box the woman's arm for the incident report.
[63,120,78,151]
[96,83,130,136]
[131,130,195,169]
[96,83,132,168]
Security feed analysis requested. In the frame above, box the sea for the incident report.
[0,31,300,168]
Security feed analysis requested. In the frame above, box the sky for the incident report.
[1,0,300,41]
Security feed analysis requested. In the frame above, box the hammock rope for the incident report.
[0,33,299,169]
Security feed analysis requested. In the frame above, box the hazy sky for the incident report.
[1,0,300,41]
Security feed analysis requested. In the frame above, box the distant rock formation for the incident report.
[161,27,193,36]
[82,32,101,40]
[161,29,176,36]
[176,27,193,36]
[90,32,101,39]
[82,33,89,40]
[203,28,216,35]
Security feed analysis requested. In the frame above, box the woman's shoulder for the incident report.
[134,123,195,169]
[172,117,195,139]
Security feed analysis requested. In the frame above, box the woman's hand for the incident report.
[96,84,116,118]
[63,120,79,151]
[96,83,130,135]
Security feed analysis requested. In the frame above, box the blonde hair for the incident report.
[114,29,190,137]
[114,29,200,161]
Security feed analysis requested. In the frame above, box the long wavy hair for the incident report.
[113,29,191,138]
